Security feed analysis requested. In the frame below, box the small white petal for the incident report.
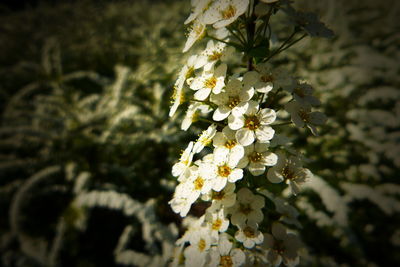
[236,128,255,146]
[213,106,231,121]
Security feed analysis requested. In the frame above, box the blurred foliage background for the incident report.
[0,0,399,266]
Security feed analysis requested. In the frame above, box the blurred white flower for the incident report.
[209,233,246,267]
[183,19,206,52]
[267,151,313,195]
[228,187,264,225]
[262,222,302,267]
[285,101,327,136]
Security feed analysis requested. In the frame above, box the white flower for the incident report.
[288,82,320,106]
[170,55,202,117]
[181,102,212,131]
[200,152,243,192]
[258,189,301,228]
[262,222,302,267]
[184,227,214,267]
[209,233,246,267]
[203,0,250,29]
[237,142,278,176]
[283,5,334,38]
[185,166,214,203]
[169,180,195,217]
[193,124,218,153]
[228,100,276,146]
[183,19,206,53]
[172,141,194,180]
[284,101,327,136]
[213,126,245,166]
[267,151,313,195]
[210,78,254,121]
[195,40,234,70]
[184,0,214,25]
[205,208,230,239]
[235,221,264,249]
[228,187,264,226]
[201,182,237,210]
[190,63,227,100]
[243,63,293,93]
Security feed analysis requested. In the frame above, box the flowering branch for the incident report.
[168,0,333,266]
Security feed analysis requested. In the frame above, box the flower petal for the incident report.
[213,105,231,121]
[236,128,255,146]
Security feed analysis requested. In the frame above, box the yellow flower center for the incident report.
[208,51,222,61]
[249,152,263,163]
[294,87,306,97]
[274,239,285,254]
[220,255,233,267]
[198,239,206,251]
[212,219,222,230]
[212,190,225,200]
[194,177,204,190]
[221,5,236,19]
[218,165,231,177]
[298,109,310,122]
[244,115,260,130]
[204,76,217,88]
[227,96,240,109]
[186,66,194,79]
[239,203,253,215]
[261,74,274,83]
[224,139,237,149]
[282,166,295,180]
[193,23,205,37]
[243,226,256,238]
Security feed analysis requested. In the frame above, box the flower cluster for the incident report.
[169,0,331,266]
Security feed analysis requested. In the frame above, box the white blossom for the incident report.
[267,151,313,195]
[199,152,243,192]
[183,19,206,52]
[172,142,194,181]
[190,63,227,100]
[201,182,237,210]
[195,40,234,70]
[170,55,202,117]
[213,126,245,166]
[202,0,250,29]
[262,222,302,267]
[235,221,264,249]
[209,233,246,267]
[184,0,214,25]
[210,78,254,121]
[205,208,230,239]
[181,102,212,131]
[228,100,276,146]
[285,101,327,136]
[243,63,294,93]
[193,124,218,153]
[237,142,278,176]
[228,187,264,226]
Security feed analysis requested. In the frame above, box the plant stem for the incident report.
[198,117,225,127]
[271,122,292,126]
